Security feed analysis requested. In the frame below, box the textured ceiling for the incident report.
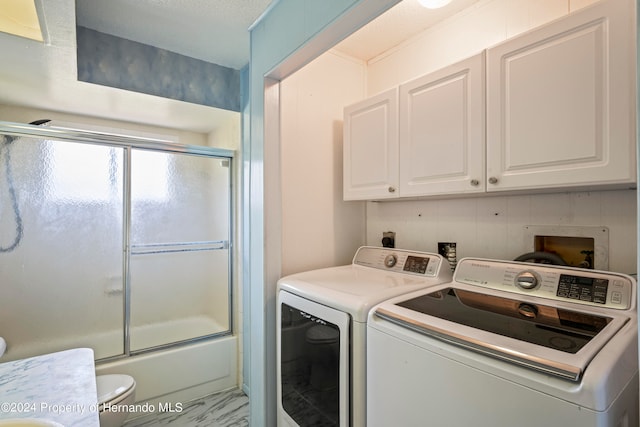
[0,0,485,133]
[75,0,274,70]
[75,0,483,69]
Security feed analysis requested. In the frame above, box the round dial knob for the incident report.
[515,271,538,290]
[384,254,398,268]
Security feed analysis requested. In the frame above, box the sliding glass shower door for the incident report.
[0,137,125,360]
[129,149,231,351]
[0,125,232,362]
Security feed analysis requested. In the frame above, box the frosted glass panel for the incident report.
[129,150,230,351]
[1,131,233,360]
[0,136,124,361]
[131,150,230,244]
[129,250,229,350]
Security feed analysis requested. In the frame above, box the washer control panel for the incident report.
[454,258,635,310]
[353,246,448,278]
[557,274,610,304]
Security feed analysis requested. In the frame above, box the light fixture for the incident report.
[0,0,44,42]
[418,0,452,9]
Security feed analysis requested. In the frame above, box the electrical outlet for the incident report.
[382,231,395,248]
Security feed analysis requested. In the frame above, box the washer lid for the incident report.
[373,283,632,381]
[97,374,135,404]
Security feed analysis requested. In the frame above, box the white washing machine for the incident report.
[276,246,453,427]
[367,257,639,427]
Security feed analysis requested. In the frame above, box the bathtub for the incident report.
[96,335,238,406]
[3,315,238,407]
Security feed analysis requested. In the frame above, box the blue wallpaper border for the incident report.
[76,26,240,112]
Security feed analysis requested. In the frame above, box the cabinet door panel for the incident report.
[399,53,485,197]
[344,88,399,200]
[487,0,635,191]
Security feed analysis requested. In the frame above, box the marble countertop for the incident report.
[0,348,99,426]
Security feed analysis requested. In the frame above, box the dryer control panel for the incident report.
[454,258,635,310]
[353,246,448,278]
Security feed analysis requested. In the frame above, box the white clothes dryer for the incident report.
[276,246,453,427]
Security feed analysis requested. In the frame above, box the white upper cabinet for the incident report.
[486,0,636,192]
[343,0,635,201]
[399,52,485,197]
[343,88,399,200]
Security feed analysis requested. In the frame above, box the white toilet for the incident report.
[96,374,136,427]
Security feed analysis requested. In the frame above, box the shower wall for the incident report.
[0,124,233,362]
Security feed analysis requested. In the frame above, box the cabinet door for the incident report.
[486,0,636,192]
[343,88,399,200]
[399,53,485,197]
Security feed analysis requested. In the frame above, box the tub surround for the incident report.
[0,348,99,426]
[96,336,237,406]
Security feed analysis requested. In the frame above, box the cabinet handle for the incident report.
[488,177,498,184]
[470,179,479,186]
[388,186,396,193]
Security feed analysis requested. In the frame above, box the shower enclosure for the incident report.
[0,121,233,362]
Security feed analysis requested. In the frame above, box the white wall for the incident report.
[280,51,367,276]
[367,0,601,95]
[358,0,637,274]
[367,190,637,274]
[207,111,244,388]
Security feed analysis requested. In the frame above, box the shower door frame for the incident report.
[0,120,235,361]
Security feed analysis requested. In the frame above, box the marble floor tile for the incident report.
[124,388,249,427]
